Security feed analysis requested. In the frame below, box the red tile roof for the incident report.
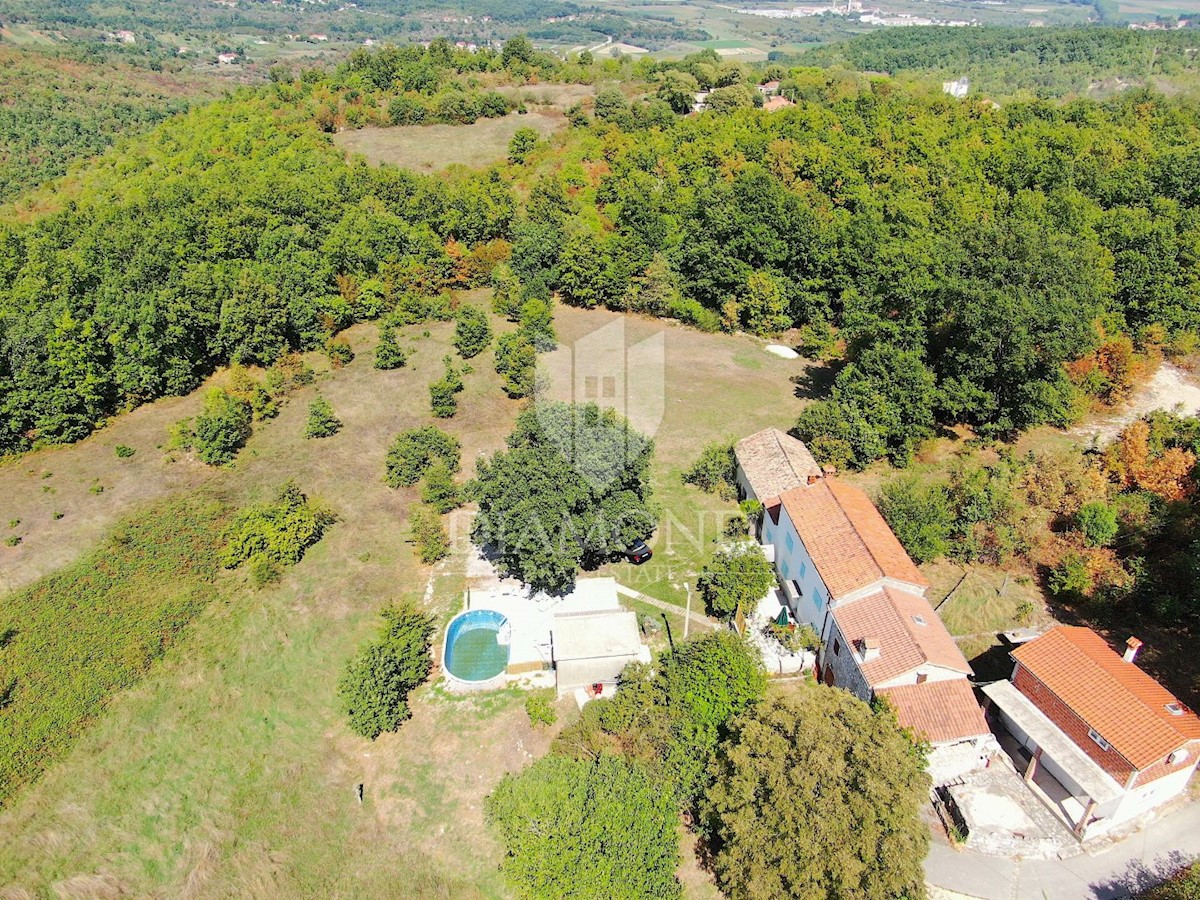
[779,480,927,598]
[734,428,822,505]
[1012,626,1200,770]
[831,587,972,685]
[877,678,991,745]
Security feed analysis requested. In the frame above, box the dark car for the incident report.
[625,539,652,564]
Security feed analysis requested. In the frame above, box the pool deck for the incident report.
[465,578,623,672]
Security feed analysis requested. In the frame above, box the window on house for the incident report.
[916,672,928,684]
[1088,729,1112,752]
[799,561,806,578]
[785,532,794,552]
[833,639,840,656]
[584,376,598,399]
[912,615,927,626]
[602,376,617,399]
[1166,702,1184,716]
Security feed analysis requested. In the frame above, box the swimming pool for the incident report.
[444,609,510,683]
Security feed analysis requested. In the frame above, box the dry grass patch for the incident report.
[334,110,564,172]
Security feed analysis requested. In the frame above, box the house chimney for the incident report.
[807,474,820,485]
[1124,637,1143,663]
[822,464,837,477]
[859,638,881,662]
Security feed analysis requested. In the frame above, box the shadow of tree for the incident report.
[1088,850,1194,899]
[790,362,841,401]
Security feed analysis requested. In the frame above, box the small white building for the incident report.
[552,609,647,698]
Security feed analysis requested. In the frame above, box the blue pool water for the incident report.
[444,609,509,682]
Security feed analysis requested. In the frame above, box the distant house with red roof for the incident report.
[734,428,992,778]
[984,626,1200,837]
[763,95,794,112]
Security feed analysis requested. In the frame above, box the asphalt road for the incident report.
[925,800,1200,899]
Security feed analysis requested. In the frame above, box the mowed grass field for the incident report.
[0,300,803,897]
[334,110,566,173]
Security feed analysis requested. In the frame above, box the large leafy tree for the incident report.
[486,754,682,900]
[701,686,931,900]
[470,402,655,592]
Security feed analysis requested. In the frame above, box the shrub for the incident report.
[265,352,316,396]
[1050,551,1093,597]
[697,542,776,620]
[517,297,556,351]
[4,535,20,547]
[410,506,449,563]
[1076,501,1119,547]
[683,441,736,500]
[385,426,461,487]
[114,444,135,458]
[524,690,557,727]
[189,388,253,466]
[430,356,464,418]
[374,325,408,370]
[487,754,682,900]
[508,126,540,164]
[326,337,354,368]
[228,365,280,421]
[221,481,337,571]
[878,476,953,563]
[337,603,435,740]
[453,304,493,359]
[420,461,461,513]
[494,331,538,398]
[304,396,342,439]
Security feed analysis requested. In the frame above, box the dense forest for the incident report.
[0,47,226,202]
[3,42,1200,473]
[796,27,1200,98]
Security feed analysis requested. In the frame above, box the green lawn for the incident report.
[0,302,804,897]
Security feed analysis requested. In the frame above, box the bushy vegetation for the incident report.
[486,754,682,900]
[337,603,435,740]
[0,496,229,805]
[410,506,450,563]
[683,440,736,500]
[429,356,464,418]
[697,542,776,620]
[185,389,253,466]
[470,402,655,591]
[220,481,337,585]
[373,325,409,370]
[524,690,557,728]
[385,426,461,488]
[304,396,342,439]
[556,630,766,805]
[453,304,492,359]
[420,461,461,513]
[881,411,1200,629]
[700,685,930,900]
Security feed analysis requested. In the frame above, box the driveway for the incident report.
[926,800,1200,899]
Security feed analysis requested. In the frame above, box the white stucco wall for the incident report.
[1109,760,1198,825]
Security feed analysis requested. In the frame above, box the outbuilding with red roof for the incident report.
[983,626,1200,838]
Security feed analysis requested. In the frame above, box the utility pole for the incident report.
[683,582,692,640]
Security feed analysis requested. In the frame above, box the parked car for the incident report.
[625,539,652,564]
